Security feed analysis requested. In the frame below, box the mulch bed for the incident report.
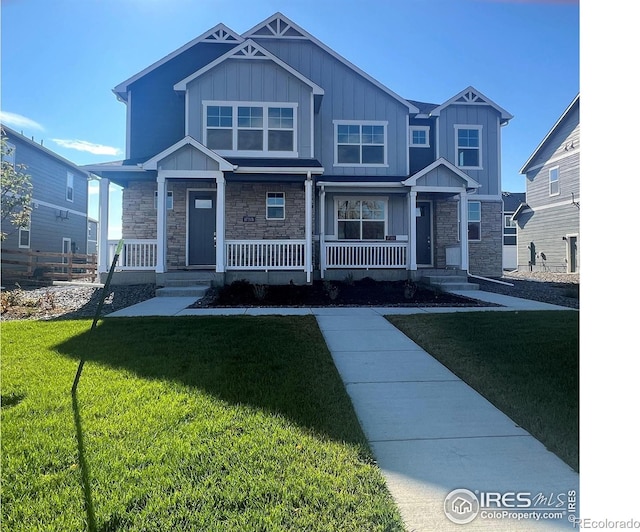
[189,278,493,308]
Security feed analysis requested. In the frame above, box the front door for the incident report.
[416,201,433,266]
[188,191,216,266]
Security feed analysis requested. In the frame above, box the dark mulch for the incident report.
[189,278,493,308]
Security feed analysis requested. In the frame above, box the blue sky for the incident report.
[2,0,579,237]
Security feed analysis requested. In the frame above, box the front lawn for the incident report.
[1,317,405,531]
[387,311,579,472]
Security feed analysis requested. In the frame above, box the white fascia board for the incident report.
[520,94,580,174]
[430,86,513,123]
[243,13,419,114]
[174,39,324,95]
[142,136,235,171]
[113,23,244,101]
[403,157,482,189]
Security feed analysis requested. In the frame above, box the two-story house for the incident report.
[514,95,579,273]
[1,125,92,280]
[85,12,512,286]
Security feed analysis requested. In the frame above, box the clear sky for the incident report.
[1,0,579,236]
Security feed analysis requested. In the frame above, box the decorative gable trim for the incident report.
[113,23,243,101]
[173,39,324,95]
[244,13,419,114]
[429,86,513,124]
[402,157,482,190]
[142,136,235,171]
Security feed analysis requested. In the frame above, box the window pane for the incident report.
[458,148,479,167]
[362,221,384,240]
[238,106,263,128]
[550,181,559,195]
[267,193,284,206]
[268,107,294,128]
[412,130,426,144]
[458,129,479,147]
[19,228,30,247]
[361,200,385,220]
[361,125,384,144]
[207,106,232,127]
[362,145,384,164]
[268,130,293,151]
[267,206,284,219]
[338,221,360,239]
[468,222,480,240]
[338,125,360,144]
[207,129,233,150]
[337,200,360,220]
[238,130,263,150]
[468,202,481,222]
[338,145,360,163]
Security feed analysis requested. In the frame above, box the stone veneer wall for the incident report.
[225,182,305,240]
[434,198,503,277]
[121,181,156,239]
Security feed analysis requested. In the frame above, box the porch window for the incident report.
[468,201,481,241]
[337,198,386,240]
[266,192,285,220]
[549,166,559,196]
[334,121,387,166]
[204,102,297,156]
[455,125,482,169]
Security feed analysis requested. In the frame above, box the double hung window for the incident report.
[336,198,386,240]
[334,121,387,166]
[455,126,482,169]
[549,166,559,196]
[266,192,285,220]
[468,201,481,241]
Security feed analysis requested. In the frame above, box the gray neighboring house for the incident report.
[501,191,525,270]
[86,12,513,285]
[514,95,579,273]
[1,125,92,274]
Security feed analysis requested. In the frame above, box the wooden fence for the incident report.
[1,248,98,283]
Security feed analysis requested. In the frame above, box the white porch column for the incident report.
[319,186,326,279]
[155,175,167,273]
[459,190,469,271]
[215,174,225,273]
[409,190,418,271]
[304,173,313,283]
[98,177,110,273]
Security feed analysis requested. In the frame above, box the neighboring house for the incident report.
[1,125,92,279]
[514,95,579,273]
[502,191,525,270]
[86,12,513,286]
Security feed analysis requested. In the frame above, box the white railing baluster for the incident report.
[323,241,407,269]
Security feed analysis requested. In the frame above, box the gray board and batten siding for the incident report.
[1,127,89,255]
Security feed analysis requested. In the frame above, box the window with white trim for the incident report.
[504,214,516,229]
[468,201,481,241]
[154,190,174,210]
[204,102,297,156]
[18,214,30,248]
[336,198,387,240]
[266,192,285,219]
[455,126,482,169]
[549,166,559,196]
[334,121,387,166]
[66,172,74,202]
[409,126,430,147]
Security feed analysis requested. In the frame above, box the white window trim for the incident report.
[66,172,74,202]
[454,124,483,170]
[266,191,285,220]
[409,126,430,147]
[504,214,516,229]
[549,166,560,196]
[18,215,31,249]
[154,189,174,210]
[468,200,481,241]
[202,100,298,157]
[333,120,389,167]
[334,196,388,240]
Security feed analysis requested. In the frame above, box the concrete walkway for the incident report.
[107,292,579,531]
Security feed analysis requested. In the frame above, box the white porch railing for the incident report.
[108,239,157,270]
[324,241,408,268]
[226,240,306,270]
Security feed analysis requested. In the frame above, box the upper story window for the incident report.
[204,101,297,156]
[66,172,74,202]
[19,214,30,248]
[409,126,430,148]
[334,121,387,166]
[336,198,387,240]
[549,166,559,196]
[468,201,481,241]
[455,125,482,169]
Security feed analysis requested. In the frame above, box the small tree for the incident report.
[1,131,33,241]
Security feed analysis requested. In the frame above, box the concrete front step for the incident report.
[155,286,209,298]
[420,275,479,292]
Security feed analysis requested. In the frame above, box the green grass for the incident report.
[1,317,405,532]
[387,311,579,472]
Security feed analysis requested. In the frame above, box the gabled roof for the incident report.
[142,136,235,171]
[520,94,579,174]
[511,201,530,221]
[243,12,419,114]
[113,23,243,101]
[402,157,481,189]
[173,39,324,96]
[429,86,513,124]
